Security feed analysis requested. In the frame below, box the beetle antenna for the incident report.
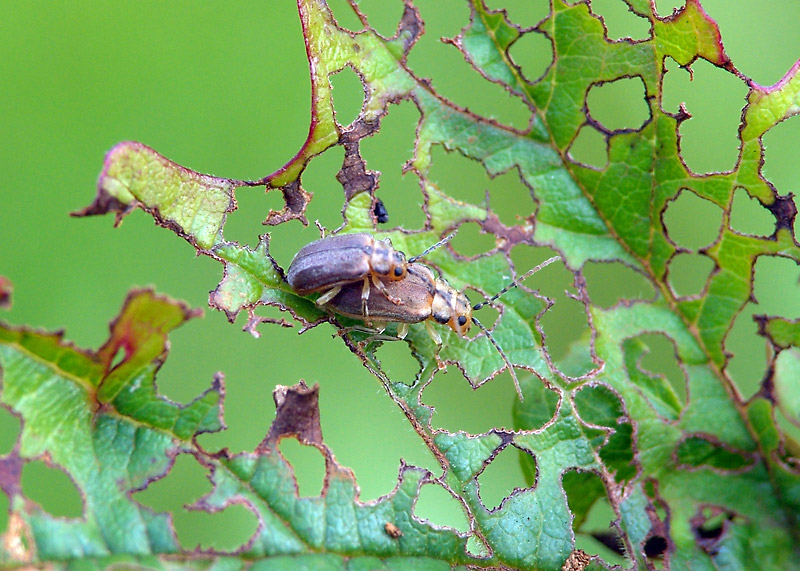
[408,230,459,263]
[472,317,523,401]
[472,255,561,311]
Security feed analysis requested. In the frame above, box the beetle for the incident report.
[324,256,561,400]
[373,198,389,224]
[286,231,455,315]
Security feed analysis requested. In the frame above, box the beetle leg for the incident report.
[335,323,398,343]
[371,274,404,305]
[316,285,342,306]
[425,321,443,345]
[360,277,371,323]
[397,323,409,339]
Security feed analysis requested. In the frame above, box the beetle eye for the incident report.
[394,267,404,277]
[458,316,467,326]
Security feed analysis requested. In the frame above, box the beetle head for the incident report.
[431,280,473,336]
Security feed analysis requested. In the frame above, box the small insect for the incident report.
[373,198,389,224]
[286,231,454,315]
[384,522,403,538]
[324,256,561,400]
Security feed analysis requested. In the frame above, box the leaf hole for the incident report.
[729,187,775,236]
[325,0,365,32]
[430,146,535,226]
[662,58,747,174]
[360,100,427,229]
[724,307,765,401]
[330,66,365,128]
[667,252,715,297]
[507,29,553,84]
[222,186,283,250]
[539,294,591,367]
[449,222,496,258]
[109,345,126,371]
[183,503,259,552]
[623,333,687,417]
[343,0,405,38]
[586,77,650,132]
[513,376,560,432]
[509,245,590,371]
[405,3,531,129]
[0,408,21,455]
[476,446,532,510]
[469,298,500,335]
[374,340,422,384]
[590,0,651,41]
[486,0,550,28]
[653,1,684,18]
[424,369,517,434]
[413,482,468,533]
[133,453,257,551]
[662,189,723,250]
[702,2,800,86]
[775,349,800,438]
[762,114,800,194]
[278,437,327,497]
[21,460,83,518]
[568,125,608,169]
[643,534,668,561]
[754,256,800,319]
[144,318,224,405]
[583,261,655,307]
[134,453,209,513]
[675,436,753,471]
[301,145,351,231]
[466,534,491,557]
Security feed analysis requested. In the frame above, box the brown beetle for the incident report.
[325,257,561,399]
[286,232,454,314]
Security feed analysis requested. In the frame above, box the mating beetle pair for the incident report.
[286,231,559,399]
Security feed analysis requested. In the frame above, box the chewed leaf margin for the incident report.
[0,290,489,567]
[62,0,800,568]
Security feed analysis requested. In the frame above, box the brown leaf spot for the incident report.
[337,118,383,201]
[71,189,135,227]
[264,181,311,226]
[0,446,23,499]
[259,381,323,449]
[562,549,591,571]
[766,193,797,233]
[394,0,424,58]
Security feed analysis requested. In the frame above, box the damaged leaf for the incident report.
[5,0,800,569]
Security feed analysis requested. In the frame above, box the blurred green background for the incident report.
[1,0,799,556]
